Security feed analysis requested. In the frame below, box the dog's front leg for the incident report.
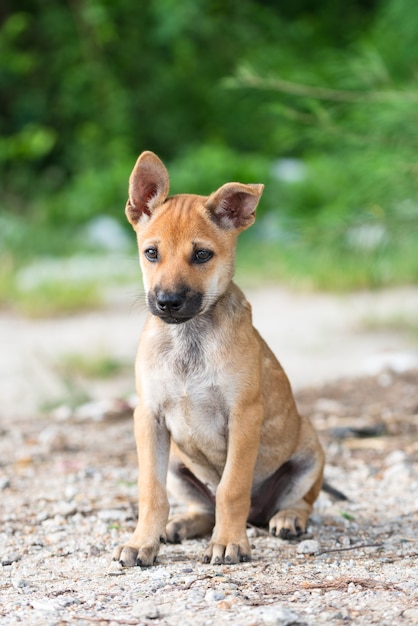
[204,400,263,565]
[113,405,170,567]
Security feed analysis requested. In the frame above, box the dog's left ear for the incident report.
[126,151,170,227]
[205,182,264,231]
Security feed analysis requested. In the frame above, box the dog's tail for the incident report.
[322,480,348,501]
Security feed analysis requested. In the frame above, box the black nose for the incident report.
[156,291,185,313]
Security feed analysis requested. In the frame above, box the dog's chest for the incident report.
[164,376,228,459]
[142,323,230,464]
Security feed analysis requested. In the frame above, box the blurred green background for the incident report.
[1,0,418,315]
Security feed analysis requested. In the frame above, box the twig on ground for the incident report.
[63,616,138,625]
[316,542,383,556]
[179,574,214,590]
[299,577,405,593]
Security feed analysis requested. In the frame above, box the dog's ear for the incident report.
[205,182,264,231]
[125,151,170,227]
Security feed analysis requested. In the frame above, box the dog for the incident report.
[112,151,325,567]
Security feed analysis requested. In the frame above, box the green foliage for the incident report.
[9,279,103,318]
[58,352,129,380]
[168,144,273,197]
[229,0,418,288]
[1,0,417,293]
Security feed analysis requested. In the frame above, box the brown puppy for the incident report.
[113,151,325,567]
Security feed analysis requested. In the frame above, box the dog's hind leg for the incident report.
[268,473,323,539]
[166,460,215,543]
[249,455,323,538]
[268,413,325,539]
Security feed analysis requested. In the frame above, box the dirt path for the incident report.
[1,285,418,418]
[1,286,417,625]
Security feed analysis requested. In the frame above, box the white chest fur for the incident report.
[137,318,233,475]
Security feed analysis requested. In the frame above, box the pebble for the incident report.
[347,582,357,593]
[256,606,305,625]
[1,368,418,626]
[38,425,69,452]
[97,509,128,522]
[12,578,33,590]
[1,553,21,566]
[296,540,320,555]
[0,477,11,489]
[131,600,160,619]
[31,599,60,612]
[107,563,125,576]
[403,607,418,620]
[205,589,226,603]
[384,450,408,466]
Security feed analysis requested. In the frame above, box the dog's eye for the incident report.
[144,247,158,262]
[194,249,213,264]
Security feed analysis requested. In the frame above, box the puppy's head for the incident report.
[125,151,264,324]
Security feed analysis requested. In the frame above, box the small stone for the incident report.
[89,545,101,556]
[385,450,407,466]
[12,578,31,589]
[0,477,11,490]
[205,589,226,603]
[296,539,320,555]
[347,582,357,593]
[31,599,59,612]
[2,553,21,566]
[131,600,160,619]
[38,425,69,452]
[337,535,351,547]
[107,563,125,576]
[54,503,77,518]
[97,509,127,522]
[218,600,233,610]
[257,606,305,625]
[403,607,418,620]
[383,462,412,484]
[57,597,81,608]
[74,400,108,422]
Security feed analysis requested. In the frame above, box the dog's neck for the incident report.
[148,281,248,376]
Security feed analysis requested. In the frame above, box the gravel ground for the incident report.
[1,367,417,625]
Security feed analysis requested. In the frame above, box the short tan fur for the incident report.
[113,151,325,567]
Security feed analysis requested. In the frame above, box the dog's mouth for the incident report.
[161,314,193,325]
[147,289,203,324]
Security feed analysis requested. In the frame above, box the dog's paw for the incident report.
[166,512,214,544]
[203,541,251,565]
[112,540,161,568]
[166,518,187,544]
[269,509,307,540]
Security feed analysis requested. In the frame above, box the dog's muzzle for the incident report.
[148,289,203,324]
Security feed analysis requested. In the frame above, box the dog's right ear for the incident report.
[125,151,170,227]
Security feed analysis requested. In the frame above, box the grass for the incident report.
[11,280,103,317]
[58,352,130,379]
[236,223,418,292]
[40,351,131,413]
